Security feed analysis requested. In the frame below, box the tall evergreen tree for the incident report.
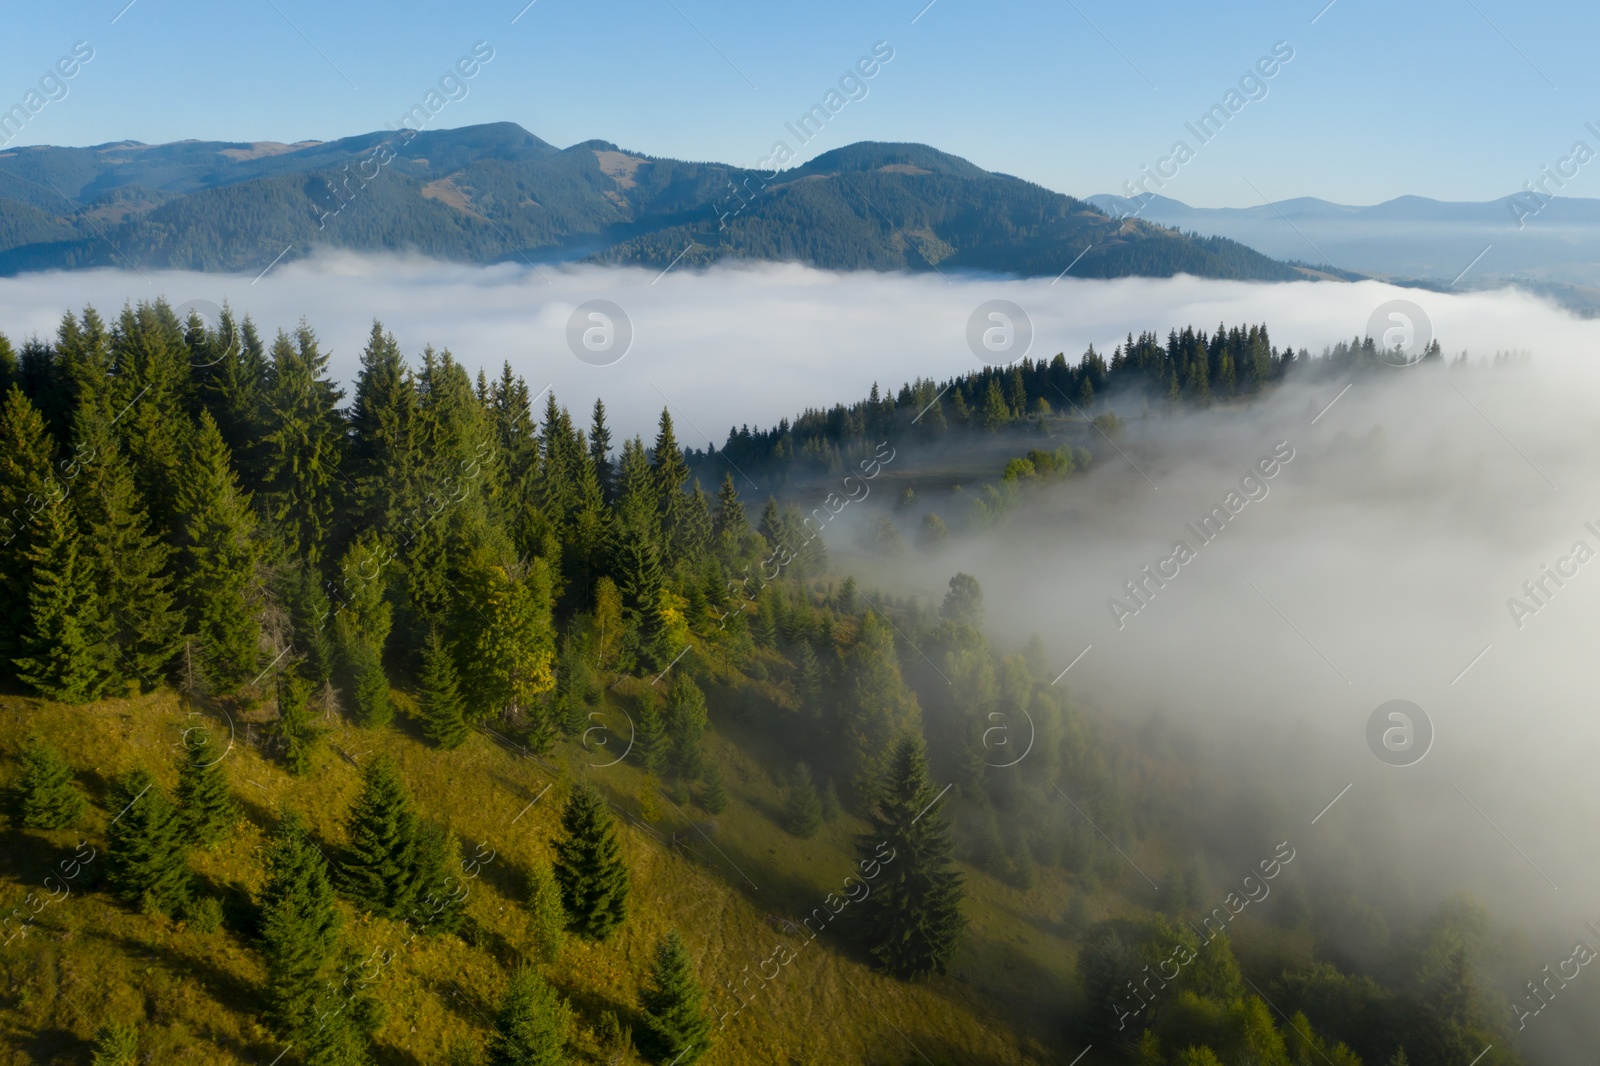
[651,409,691,562]
[853,735,966,978]
[71,406,181,689]
[486,965,572,1066]
[711,473,747,547]
[633,701,667,776]
[588,398,613,503]
[696,762,728,815]
[107,302,193,533]
[664,674,708,779]
[334,537,394,728]
[551,782,630,940]
[259,812,369,1064]
[842,613,921,790]
[612,439,665,654]
[175,729,238,849]
[461,555,556,735]
[526,862,567,963]
[0,386,57,671]
[274,670,321,775]
[173,412,259,692]
[346,322,420,537]
[636,930,711,1066]
[106,769,192,916]
[419,629,470,749]
[12,488,109,703]
[262,326,345,564]
[15,737,86,829]
[338,756,421,918]
[784,763,823,839]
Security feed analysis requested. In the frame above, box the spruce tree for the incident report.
[0,386,57,672]
[334,537,394,729]
[261,326,345,564]
[636,930,711,1065]
[588,398,613,503]
[711,473,748,549]
[175,729,238,849]
[15,737,86,829]
[71,406,180,689]
[173,412,259,693]
[259,813,346,1056]
[784,763,823,839]
[486,965,572,1066]
[274,669,321,775]
[339,756,421,918]
[419,629,470,749]
[650,409,691,561]
[106,769,192,916]
[525,862,566,963]
[853,735,966,978]
[12,490,110,703]
[664,674,707,779]
[281,563,335,685]
[634,701,666,776]
[461,556,556,736]
[551,782,630,940]
[408,820,466,936]
[696,762,727,815]
[346,322,420,537]
[90,1022,139,1066]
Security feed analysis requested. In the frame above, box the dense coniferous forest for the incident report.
[0,300,1508,1066]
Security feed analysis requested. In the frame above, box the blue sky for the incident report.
[2,0,1593,207]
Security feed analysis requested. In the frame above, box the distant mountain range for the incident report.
[0,122,1303,281]
[1088,191,1600,310]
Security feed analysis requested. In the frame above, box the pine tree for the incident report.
[526,862,566,963]
[275,670,321,775]
[664,674,708,779]
[711,473,748,548]
[842,613,921,790]
[419,629,470,748]
[175,729,238,849]
[106,769,192,916]
[173,412,259,693]
[853,735,966,978]
[281,563,336,686]
[15,737,86,828]
[651,408,691,562]
[636,930,711,1065]
[408,820,466,936]
[486,965,572,1066]
[12,489,109,703]
[70,406,180,689]
[462,556,556,732]
[697,762,728,814]
[784,763,823,839]
[90,1022,139,1066]
[339,756,421,918]
[634,701,666,776]
[334,536,395,728]
[347,322,420,537]
[552,782,630,940]
[820,780,841,822]
[347,638,392,729]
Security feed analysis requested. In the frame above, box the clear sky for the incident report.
[2,0,1593,207]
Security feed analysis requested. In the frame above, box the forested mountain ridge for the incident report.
[0,300,1512,1066]
[0,123,1304,280]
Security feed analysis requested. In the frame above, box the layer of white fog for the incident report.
[8,254,1600,1053]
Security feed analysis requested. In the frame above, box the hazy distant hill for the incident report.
[1088,190,1600,293]
[0,123,1301,281]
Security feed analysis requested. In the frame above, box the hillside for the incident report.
[0,124,1300,280]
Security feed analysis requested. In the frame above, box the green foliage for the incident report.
[274,670,321,775]
[419,629,470,748]
[15,737,85,829]
[175,730,238,848]
[262,326,345,565]
[552,782,630,941]
[636,930,711,1065]
[182,894,225,933]
[697,762,728,814]
[525,862,566,963]
[11,489,110,702]
[783,763,823,839]
[841,612,921,791]
[853,735,966,979]
[461,556,556,730]
[663,674,708,778]
[106,769,191,916]
[338,756,421,919]
[173,412,259,693]
[486,965,572,1066]
[634,700,667,776]
[90,1021,139,1066]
